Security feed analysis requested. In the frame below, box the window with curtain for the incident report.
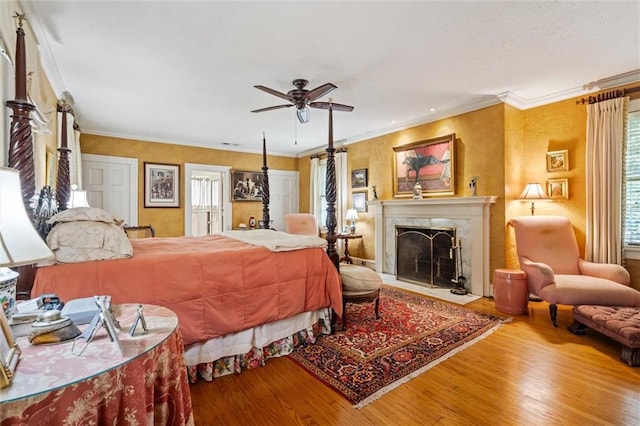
[625,99,640,246]
[191,176,217,209]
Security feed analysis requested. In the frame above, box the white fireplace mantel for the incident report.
[369,196,498,296]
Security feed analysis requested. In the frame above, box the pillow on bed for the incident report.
[47,207,124,226]
[46,221,133,263]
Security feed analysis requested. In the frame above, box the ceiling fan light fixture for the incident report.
[296,106,310,123]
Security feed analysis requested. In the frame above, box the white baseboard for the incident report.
[348,257,375,270]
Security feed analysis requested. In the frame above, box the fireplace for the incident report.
[369,197,497,296]
[396,226,456,288]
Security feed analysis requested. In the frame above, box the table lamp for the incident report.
[518,182,549,215]
[345,209,360,234]
[0,168,55,319]
[69,184,90,208]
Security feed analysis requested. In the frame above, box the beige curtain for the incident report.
[586,97,628,263]
[336,150,348,234]
[310,156,319,219]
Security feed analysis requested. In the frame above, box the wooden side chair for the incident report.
[284,213,382,330]
[123,224,156,239]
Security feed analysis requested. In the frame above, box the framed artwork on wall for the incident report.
[351,168,368,189]
[144,163,180,208]
[546,149,569,172]
[231,170,263,201]
[547,178,569,199]
[352,191,367,212]
[392,133,455,197]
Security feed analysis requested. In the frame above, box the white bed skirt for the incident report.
[183,308,332,366]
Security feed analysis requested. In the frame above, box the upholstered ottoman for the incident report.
[339,264,383,330]
[568,305,640,366]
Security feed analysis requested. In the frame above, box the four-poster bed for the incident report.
[5,16,345,382]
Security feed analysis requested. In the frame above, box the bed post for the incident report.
[325,105,340,269]
[56,102,72,210]
[260,132,271,229]
[6,14,36,216]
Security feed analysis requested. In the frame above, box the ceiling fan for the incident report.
[251,79,354,123]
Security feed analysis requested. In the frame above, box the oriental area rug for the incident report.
[289,287,506,408]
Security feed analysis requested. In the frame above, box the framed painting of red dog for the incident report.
[393,133,456,197]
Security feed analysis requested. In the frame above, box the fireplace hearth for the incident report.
[370,197,497,296]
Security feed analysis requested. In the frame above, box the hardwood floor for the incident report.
[189,296,640,425]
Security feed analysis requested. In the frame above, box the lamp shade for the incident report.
[345,209,360,221]
[0,168,54,267]
[518,183,548,200]
[69,184,90,208]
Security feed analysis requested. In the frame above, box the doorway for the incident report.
[184,163,231,236]
[81,153,138,226]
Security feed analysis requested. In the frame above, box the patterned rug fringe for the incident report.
[354,321,505,409]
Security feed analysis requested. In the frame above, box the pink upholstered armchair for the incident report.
[284,214,319,236]
[509,216,640,326]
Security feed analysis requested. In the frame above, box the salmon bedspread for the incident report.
[33,235,343,346]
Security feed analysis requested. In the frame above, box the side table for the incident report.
[0,303,194,425]
[337,233,362,264]
[493,269,528,315]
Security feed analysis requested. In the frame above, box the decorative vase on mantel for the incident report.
[412,182,423,199]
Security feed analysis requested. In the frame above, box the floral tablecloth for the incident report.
[0,304,193,425]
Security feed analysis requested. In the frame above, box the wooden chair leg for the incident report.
[567,320,588,335]
[549,304,558,327]
[374,297,380,319]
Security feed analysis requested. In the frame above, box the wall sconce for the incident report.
[345,209,360,234]
[519,182,549,215]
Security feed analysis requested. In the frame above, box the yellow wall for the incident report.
[300,104,508,275]
[81,134,297,236]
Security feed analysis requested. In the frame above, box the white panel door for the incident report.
[268,170,299,231]
[81,154,138,225]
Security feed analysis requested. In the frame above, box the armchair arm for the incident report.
[520,257,555,295]
[578,259,630,285]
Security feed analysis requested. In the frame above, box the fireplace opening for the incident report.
[396,226,456,288]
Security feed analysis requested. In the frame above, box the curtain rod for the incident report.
[575,85,640,105]
[310,147,347,159]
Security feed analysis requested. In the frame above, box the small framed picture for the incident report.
[352,192,367,212]
[547,178,569,199]
[231,170,263,202]
[0,307,20,389]
[144,163,180,208]
[546,150,569,172]
[351,168,368,189]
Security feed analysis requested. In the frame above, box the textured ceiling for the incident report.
[21,0,640,157]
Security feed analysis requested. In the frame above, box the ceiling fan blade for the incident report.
[254,85,294,102]
[251,104,293,113]
[305,83,337,102]
[309,101,354,112]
